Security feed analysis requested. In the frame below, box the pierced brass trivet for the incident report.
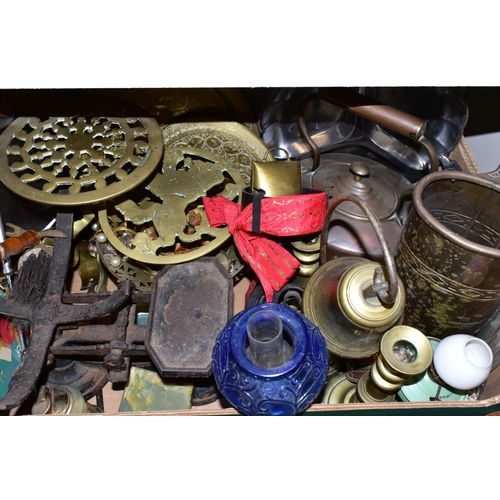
[0,116,163,206]
[97,146,244,265]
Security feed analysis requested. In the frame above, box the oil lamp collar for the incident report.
[338,262,406,330]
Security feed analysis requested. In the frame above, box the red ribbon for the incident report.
[203,191,327,302]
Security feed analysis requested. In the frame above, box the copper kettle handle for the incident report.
[299,88,440,173]
[320,193,399,305]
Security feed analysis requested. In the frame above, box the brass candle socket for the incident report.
[356,325,433,403]
[32,385,103,415]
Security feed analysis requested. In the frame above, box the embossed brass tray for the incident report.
[97,146,244,265]
[162,121,271,186]
[0,116,163,206]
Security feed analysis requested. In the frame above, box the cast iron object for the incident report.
[0,212,131,411]
[41,358,109,401]
[145,257,233,378]
[50,290,152,383]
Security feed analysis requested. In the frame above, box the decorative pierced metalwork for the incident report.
[98,146,244,265]
[0,116,163,206]
[97,239,158,291]
[162,121,271,186]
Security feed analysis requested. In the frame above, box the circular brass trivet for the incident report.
[0,116,163,206]
[162,121,271,186]
[97,146,244,265]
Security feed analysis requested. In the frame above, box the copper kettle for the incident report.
[297,88,443,263]
[301,152,413,262]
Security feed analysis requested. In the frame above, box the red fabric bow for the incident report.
[203,191,327,302]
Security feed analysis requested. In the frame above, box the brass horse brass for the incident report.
[98,146,244,265]
[0,116,163,206]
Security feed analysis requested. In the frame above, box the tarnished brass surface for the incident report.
[162,121,271,186]
[251,148,302,197]
[302,257,386,359]
[338,262,405,330]
[356,372,396,403]
[321,372,357,404]
[356,326,432,402]
[0,116,163,206]
[379,325,433,379]
[98,146,244,265]
[32,385,102,414]
[396,170,500,337]
[290,234,321,278]
[96,238,158,291]
[74,240,101,290]
[92,88,257,126]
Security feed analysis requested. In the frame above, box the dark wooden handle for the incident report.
[0,230,41,260]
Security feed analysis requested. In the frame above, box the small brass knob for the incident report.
[349,162,370,181]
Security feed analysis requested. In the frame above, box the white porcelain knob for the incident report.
[433,334,493,390]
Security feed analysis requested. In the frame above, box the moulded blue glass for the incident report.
[212,302,329,416]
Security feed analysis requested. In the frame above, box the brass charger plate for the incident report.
[162,121,271,186]
[89,88,258,126]
[0,116,163,206]
[97,145,244,265]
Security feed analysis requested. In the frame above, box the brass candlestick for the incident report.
[356,325,433,403]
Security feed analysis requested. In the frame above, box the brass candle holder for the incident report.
[356,325,433,403]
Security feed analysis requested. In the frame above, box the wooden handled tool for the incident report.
[0,229,67,261]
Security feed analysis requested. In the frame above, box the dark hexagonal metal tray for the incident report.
[145,257,233,378]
